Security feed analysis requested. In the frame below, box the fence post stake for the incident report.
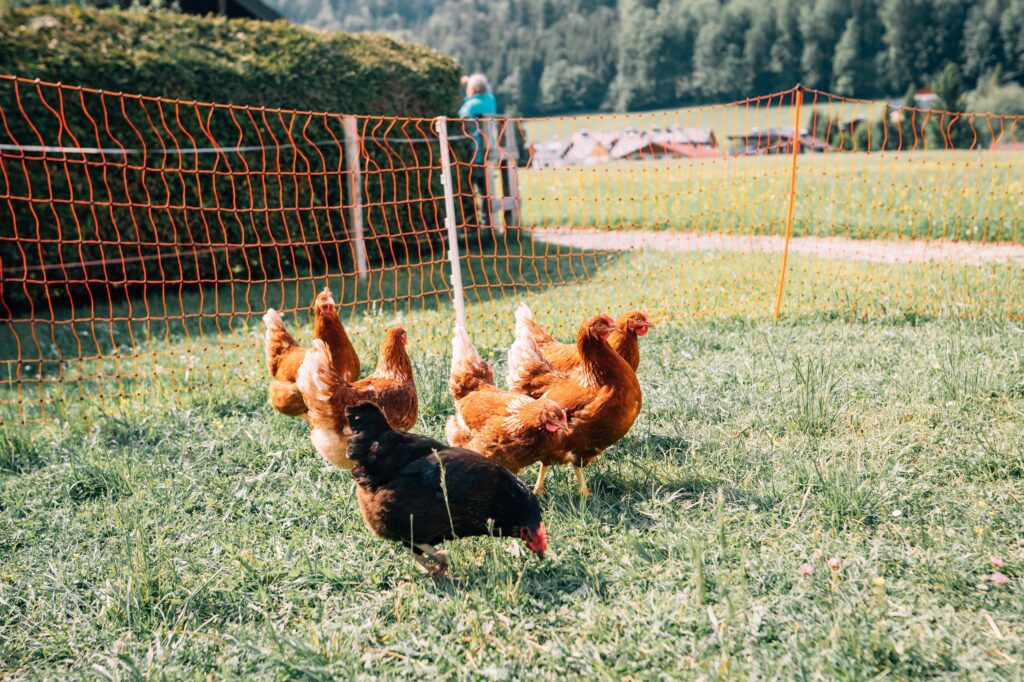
[342,115,369,280]
[436,116,467,330]
[773,86,803,321]
[483,118,505,236]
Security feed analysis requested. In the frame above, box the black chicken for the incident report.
[344,402,547,575]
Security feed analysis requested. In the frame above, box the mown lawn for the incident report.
[2,315,1022,679]
[5,239,1021,425]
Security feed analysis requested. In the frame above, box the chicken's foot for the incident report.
[574,465,591,497]
[413,544,449,577]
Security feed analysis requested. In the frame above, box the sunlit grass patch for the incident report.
[2,317,1022,678]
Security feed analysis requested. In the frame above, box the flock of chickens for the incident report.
[262,286,653,576]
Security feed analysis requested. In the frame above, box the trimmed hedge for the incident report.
[0,5,475,314]
[0,4,461,116]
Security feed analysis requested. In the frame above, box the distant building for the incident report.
[910,87,940,109]
[529,125,718,167]
[563,130,616,165]
[178,0,281,20]
[529,139,571,168]
[610,126,719,160]
[727,128,830,155]
[889,87,942,123]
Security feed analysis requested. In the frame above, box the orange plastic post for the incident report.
[773,86,803,321]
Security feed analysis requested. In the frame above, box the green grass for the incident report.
[4,238,1022,424]
[514,96,1023,244]
[517,151,1024,243]
[2,316,1022,679]
[520,97,883,144]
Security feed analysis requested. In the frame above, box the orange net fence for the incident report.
[0,75,459,422]
[456,86,1023,345]
[2,77,1022,423]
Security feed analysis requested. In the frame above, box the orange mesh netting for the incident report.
[2,78,1022,423]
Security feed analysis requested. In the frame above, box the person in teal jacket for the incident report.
[458,73,497,230]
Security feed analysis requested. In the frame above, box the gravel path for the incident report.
[529,228,1024,266]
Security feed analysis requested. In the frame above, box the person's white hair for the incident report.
[466,73,490,95]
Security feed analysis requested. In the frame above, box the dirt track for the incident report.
[528,228,1024,266]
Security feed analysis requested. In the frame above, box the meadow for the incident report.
[2,95,1023,676]
[516,151,1024,243]
[519,97,884,145]
[2,310,1022,679]
[3,238,1021,424]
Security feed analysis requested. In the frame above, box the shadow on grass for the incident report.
[589,466,774,511]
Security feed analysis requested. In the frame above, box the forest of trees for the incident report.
[268,0,1024,115]
[10,0,1024,115]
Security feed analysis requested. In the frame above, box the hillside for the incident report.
[265,0,1024,115]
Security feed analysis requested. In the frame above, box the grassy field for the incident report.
[2,314,1022,679]
[516,151,1024,243]
[3,236,1022,424]
[519,97,884,144]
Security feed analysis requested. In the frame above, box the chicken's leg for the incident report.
[532,463,548,496]
[574,465,591,497]
[413,543,448,577]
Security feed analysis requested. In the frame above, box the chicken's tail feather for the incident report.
[263,308,300,373]
[507,311,556,392]
[515,302,557,347]
[263,308,284,331]
[296,340,352,469]
[296,340,336,415]
[449,325,495,400]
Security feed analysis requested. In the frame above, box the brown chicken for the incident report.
[262,286,360,418]
[446,325,569,474]
[506,314,642,496]
[296,326,417,468]
[515,303,654,373]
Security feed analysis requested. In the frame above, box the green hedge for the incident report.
[0,4,476,314]
[0,4,460,116]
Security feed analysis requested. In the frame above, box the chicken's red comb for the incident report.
[599,314,615,326]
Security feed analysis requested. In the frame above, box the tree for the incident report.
[1000,0,1024,78]
[962,0,1003,84]
[880,0,935,91]
[538,59,602,113]
[800,0,850,89]
[743,6,779,95]
[76,0,1015,114]
[928,63,974,149]
[770,0,803,91]
[692,6,752,100]
[608,0,661,110]
[934,62,966,112]
[832,16,862,95]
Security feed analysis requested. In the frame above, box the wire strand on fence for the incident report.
[1,75,1022,423]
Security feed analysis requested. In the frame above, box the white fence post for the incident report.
[342,116,369,280]
[501,119,522,227]
[483,118,505,236]
[436,116,467,330]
